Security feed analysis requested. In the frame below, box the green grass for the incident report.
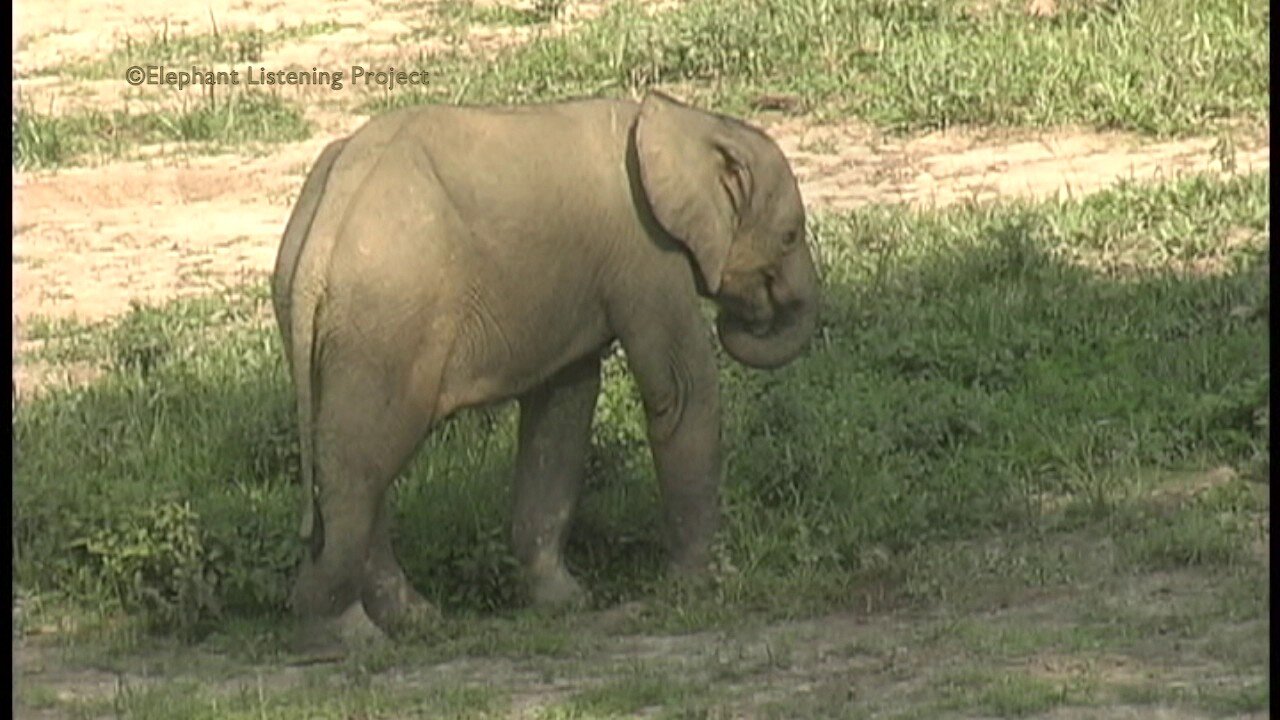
[15,1,1264,169]
[933,670,1071,717]
[409,0,569,47]
[1113,678,1269,716]
[13,171,1267,640]
[440,0,563,28]
[30,22,342,80]
[23,676,506,720]
[373,0,1268,134]
[13,92,312,168]
[1117,488,1263,570]
[550,665,707,717]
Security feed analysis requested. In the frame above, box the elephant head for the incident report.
[634,92,819,369]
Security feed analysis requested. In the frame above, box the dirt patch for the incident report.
[15,137,331,322]
[13,120,1268,329]
[10,0,682,331]
[14,0,582,72]
[14,0,678,115]
[767,119,1269,210]
[13,117,1267,407]
[13,563,1268,718]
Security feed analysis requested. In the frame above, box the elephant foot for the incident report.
[289,603,388,664]
[669,542,714,578]
[526,563,588,609]
[363,571,441,635]
[587,600,650,633]
[666,548,718,598]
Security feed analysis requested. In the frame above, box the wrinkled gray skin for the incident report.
[272,91,819,653]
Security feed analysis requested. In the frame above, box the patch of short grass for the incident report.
[14,684,61,711]
[898,535,1265,653]
[372,0,1267,135]
[550,664,707,718]
[1113,677,1269,716]
[944,618,1118,659]
[756,680,869,720]
[1118,500,1258,570]
[12,172,1268,637]
[933,670,1073,717]
[31,675,506,720]
[411,610,603,660]
[31,22,342,80]
[410,0,566,45]
[13,91,311,168]
[445,0,561,27]
[1190,679,1270,716]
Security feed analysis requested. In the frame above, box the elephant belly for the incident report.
[434,298,611,417]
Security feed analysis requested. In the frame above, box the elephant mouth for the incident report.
[719,311,773,338]
[714,248,818,370]
[716,285,775,336]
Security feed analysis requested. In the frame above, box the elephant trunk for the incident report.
[716,244,819,370]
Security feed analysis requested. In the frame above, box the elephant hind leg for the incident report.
[362,501,440,633]
[291,345,442,649]
[512,353,602,608]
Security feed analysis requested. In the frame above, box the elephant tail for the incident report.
[292,293,321,541]
[276,139,349,542]
[273,138,348,366]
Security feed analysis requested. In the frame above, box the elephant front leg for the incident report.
[511,354,602,607]
[622,319,723,577]
[645,386,722,575]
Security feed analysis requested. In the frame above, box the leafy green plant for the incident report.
[69,500,221,634]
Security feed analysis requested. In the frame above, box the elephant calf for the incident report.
[272,91,819,652]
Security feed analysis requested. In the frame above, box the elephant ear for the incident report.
[635,91,753,295]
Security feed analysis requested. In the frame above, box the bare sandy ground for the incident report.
[13,120,1268,324]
